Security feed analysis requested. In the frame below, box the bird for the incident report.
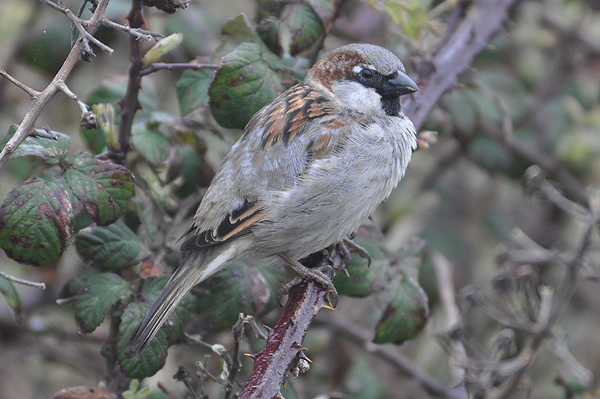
[126,43,419,353]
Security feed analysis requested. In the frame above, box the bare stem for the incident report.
[0,69,40,99]
[102,17,164,41]
[0,270,46,289]
[57,81,90,116]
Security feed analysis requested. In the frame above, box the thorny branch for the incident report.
[101,18,164,41]
[38,0,114,56]
[0,69,40,98]
[117,0,145,159]
[238,249,346,399]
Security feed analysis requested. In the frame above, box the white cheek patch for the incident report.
[331,80,382,115]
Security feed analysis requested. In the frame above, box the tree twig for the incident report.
[0,69,40,99]
[102,17,164,41]
[238,245,348,399]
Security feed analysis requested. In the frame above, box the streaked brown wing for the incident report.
[181,82,348,251]
[243,82,335,150]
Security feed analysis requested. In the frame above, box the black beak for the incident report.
[383,71,419,96]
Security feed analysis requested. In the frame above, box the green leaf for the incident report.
[373,269,429,345]
[0,275,22,319]
[257,17,282,56]
[281,4,324,56]
[76,219,151,270]
[141,33,183,67]
[176,68,213,116]
[209,42,286,129]
[75,272,133,333]
[0,177,72,266]
[63,152,135,226]
[195,260,282,331]
[4,125,70,164]
[131,122,171,165]
[221,13,261,43]
[117,301,169,379]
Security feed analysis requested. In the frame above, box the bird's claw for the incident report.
[340,237,371,267]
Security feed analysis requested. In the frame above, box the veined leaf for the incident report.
[0,177,72,266]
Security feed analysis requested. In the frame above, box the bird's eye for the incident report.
[360,69,373,79]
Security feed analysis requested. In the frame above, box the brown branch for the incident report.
[117,0,145,159]
[239,278,331,398]
[0,0,163,167]
[404,0,518,130]
[238,245,346,399]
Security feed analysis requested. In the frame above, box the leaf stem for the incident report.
[0,270,46,289]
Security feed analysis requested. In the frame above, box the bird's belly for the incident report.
[251,152,401,260]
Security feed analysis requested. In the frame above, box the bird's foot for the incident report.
[278,254,338,307]
[339,236,371,267]
[319,236,372,276]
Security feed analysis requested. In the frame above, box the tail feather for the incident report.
[125,244,237,354]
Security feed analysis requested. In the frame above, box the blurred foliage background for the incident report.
[1,0,600,398]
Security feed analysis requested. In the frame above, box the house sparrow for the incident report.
[126,43,418,353]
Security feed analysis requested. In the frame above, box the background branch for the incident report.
[404,0,518,130]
